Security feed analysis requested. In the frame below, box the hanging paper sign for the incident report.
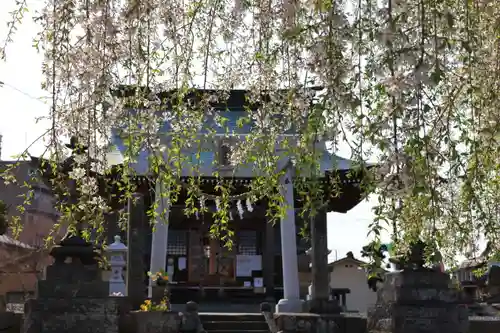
[236,255,262,277]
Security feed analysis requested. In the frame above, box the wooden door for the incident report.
[187,229,204,284]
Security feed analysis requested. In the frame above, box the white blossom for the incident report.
[69,167,85,180]
[73,154,87,165]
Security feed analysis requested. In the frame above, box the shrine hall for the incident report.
[106,87,370,313]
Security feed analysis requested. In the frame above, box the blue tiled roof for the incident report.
[158,110,251,134]
[185,151,216,166]
[159,110,295,135]
[109,109,361,176]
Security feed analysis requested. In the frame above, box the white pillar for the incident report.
[276,165,303,313]
[148,179,170,297]
[107,235,127,296]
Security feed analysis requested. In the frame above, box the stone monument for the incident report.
[23,228,122,333]
[367,241,469,333]
[305,210,341,314]
[24,137,126,333]
[486,265,500,303]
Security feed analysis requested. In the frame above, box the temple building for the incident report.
[107,88,370,312]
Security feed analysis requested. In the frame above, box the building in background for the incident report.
[328,251,377,313]
[0,160,59,300]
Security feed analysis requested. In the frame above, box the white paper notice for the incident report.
[253,277,263,288]
[236,255,262,277]
[178,257,187,270]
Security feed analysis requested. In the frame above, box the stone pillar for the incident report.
[107,235,127,296]
[367,269,469,333]
[307,210,340,313]
[126,193,147,310]
[305,245,332,303]
[148,180,170,297]
[276,166,303,313]
[263,220,275,301]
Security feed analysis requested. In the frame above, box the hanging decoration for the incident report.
[246,197,254,212]
[197,197,258,220]
[236,199,244,219]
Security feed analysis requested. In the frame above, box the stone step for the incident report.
[172,303,265,313]
[169,287,271,304]
[199,313,266,321]
[199,313,270,333]
[205,330,269,333]
[202,320,269,331]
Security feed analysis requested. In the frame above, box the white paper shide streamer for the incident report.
[246,197,253,212]
[236,199,244,219]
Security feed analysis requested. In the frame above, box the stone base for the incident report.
[129,311,181,333]
[276,298,304,313]
[367,270,469,333]
[24,297,125,333]
[274,313,339,333]
[151,285,168,303]
[305,298,341,314]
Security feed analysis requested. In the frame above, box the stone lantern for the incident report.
[107,235,127,296]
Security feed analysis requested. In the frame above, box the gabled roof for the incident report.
[0,235,34,250]
[0,246,47,273]
[328,252,366,267]
[108,135,361,177]
[108,87,376,177]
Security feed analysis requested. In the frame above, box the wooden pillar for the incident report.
[263,221,275,301]
[188,228,204,283]
[208,238,219,275]
[126,193,147,310]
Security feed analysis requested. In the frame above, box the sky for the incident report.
[0,1,388,262]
